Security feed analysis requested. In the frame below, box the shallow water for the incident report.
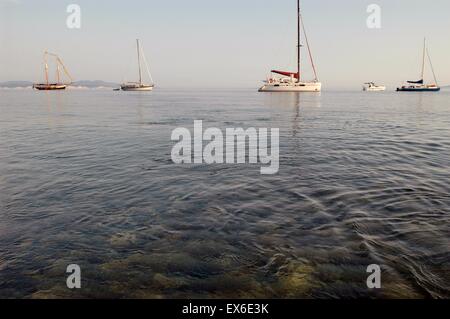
[0,89,449,298]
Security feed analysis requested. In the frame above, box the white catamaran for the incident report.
[397,38,440,92]
[259,0,321,92]
[121,39,154,91]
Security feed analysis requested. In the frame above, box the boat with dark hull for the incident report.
[33,84,67,91]
[397,39,440,92]
[33,51,73,91]
[396,85,440,92]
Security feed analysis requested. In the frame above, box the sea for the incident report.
[0,88,449,298]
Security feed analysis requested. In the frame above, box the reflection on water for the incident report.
[0,89,449,299]
[262,92,321,138]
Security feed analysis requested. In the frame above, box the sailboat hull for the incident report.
[33,84,67,90]
[397,87,440,92]
[121,85,154,92]
[259,82,322,92]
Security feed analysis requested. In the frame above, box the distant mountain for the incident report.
[72,80,119,88]
[0,81,33,88]
[0,80,119,89]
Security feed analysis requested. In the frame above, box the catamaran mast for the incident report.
[297,0,301,82]
[137,39,142,85]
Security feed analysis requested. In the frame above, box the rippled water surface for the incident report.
[0,89,449,298]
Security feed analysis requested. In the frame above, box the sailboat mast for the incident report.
[297,0,301,81]
[421,38,426,81]
[137,39,142,85]
[56,64,61,84]
[44,52,49,85]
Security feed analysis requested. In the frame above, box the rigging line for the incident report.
[421,38,426,80]
[124,49,136,83]
[426,48,438,86]
[57,58,73,84]
[300,13,318,81]
[140,44,154,84]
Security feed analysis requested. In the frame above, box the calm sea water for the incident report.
[0,89,449,299]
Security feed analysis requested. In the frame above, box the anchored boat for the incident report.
[397,38,440,92]
[363,82,386,92]
[121,39,154,91]
[259,0,321,93]
[33,52,73,90]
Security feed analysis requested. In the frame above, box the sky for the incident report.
[1,0,449,89]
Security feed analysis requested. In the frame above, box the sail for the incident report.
[271,70,299,79]
[407,79,424,84]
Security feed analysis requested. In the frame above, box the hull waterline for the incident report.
[259,82,322,92]
[121,85,154,92]
[397,87,440,92]
[33,84,67,91]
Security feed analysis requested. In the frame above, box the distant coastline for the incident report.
[0,80,119,89]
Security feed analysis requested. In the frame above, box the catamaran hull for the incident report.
[397,87,440,92]
[259,82,322,92]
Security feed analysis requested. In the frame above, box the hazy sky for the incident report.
[1,0,449,89]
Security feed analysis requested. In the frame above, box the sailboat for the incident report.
[33,51,73,90]
[259,0,321,92]
[121,39,154,91]
[397,38,440,92]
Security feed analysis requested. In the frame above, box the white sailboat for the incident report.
[121,39,154,91]
[259,0,321,92]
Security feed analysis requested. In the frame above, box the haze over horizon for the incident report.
[1,0,450,89]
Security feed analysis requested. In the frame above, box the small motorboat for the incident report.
[363,82,386,92]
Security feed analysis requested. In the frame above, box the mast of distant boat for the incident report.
[44,52,49,86]
[421,38,426,82]
[297,0,301,82]
[56,64,61,84]
[298,0,319,82]
[137,39,142,86]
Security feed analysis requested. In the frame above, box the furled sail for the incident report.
[271,70,299,79]
[407,79,424,84]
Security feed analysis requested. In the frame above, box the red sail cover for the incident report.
[271,70,299,79]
